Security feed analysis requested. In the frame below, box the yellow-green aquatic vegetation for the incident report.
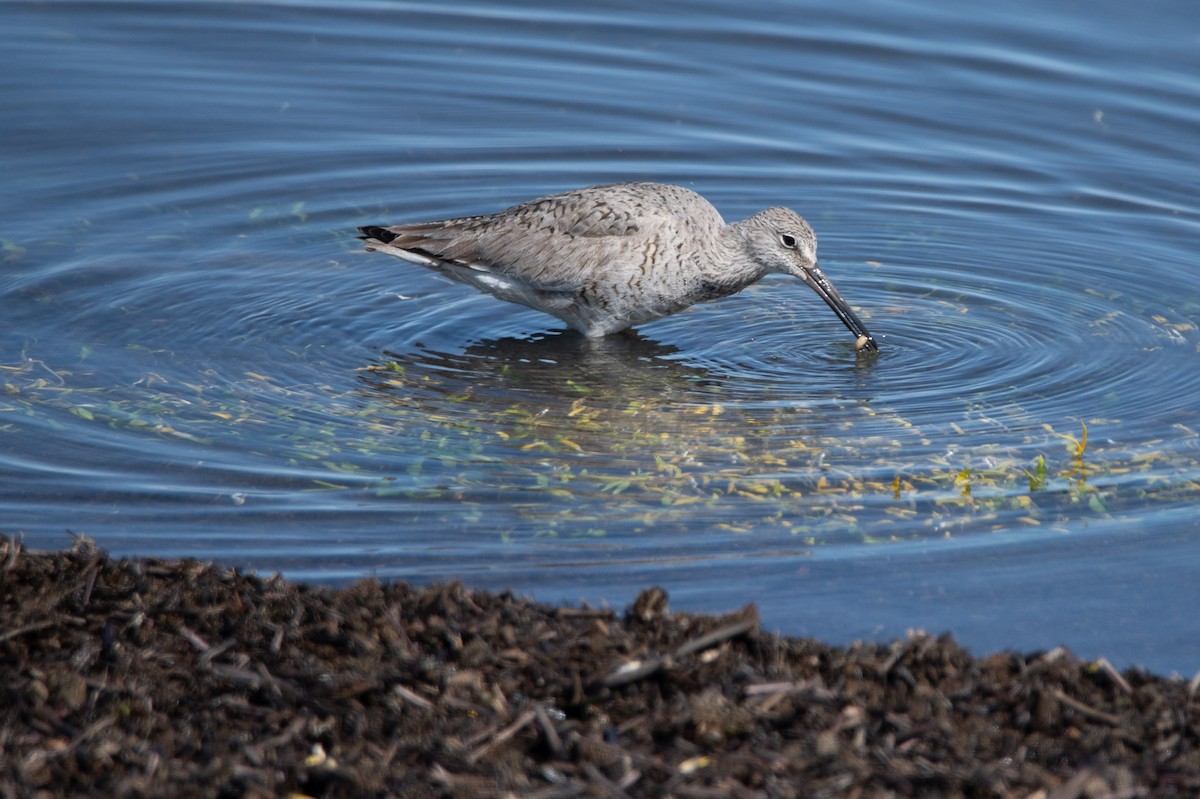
[1063,421,1088,460]
[954,468,972,498]
[1058,421,1090,479]
[1024,455,1048,491]
[6,346,1200,546]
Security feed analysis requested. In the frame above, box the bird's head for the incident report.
[739,207,878,352]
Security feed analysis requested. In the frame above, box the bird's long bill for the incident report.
[802,265,878,352]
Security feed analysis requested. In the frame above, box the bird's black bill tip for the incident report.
[854,334,879,353]
[802,267,878,354]
[815,292,879,354]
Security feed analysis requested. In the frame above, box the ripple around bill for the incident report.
[673,249,1200,439]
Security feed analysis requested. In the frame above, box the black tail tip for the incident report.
[358,225,398,243]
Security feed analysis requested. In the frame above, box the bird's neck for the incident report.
[706,224,768,291]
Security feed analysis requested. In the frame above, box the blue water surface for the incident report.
[3,0,1199,672]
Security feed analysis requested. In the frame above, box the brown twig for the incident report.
[466,709,537,764]
[675,617,758,658]
[1052,688,1121,727]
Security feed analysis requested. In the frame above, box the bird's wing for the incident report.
[360,183,722,292]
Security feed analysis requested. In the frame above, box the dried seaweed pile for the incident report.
[1,535,1198,798]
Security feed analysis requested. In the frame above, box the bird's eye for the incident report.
[779,233,798,249]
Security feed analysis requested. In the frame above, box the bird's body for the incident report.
[359,182,877,350]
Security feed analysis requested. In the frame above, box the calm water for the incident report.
[4,1,1199,672]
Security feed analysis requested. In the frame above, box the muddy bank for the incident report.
[1,535,1197,798]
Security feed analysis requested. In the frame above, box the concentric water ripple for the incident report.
[676,244,1200,432]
